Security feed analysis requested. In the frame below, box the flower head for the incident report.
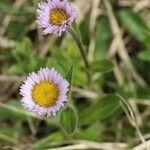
[20,68,69,116]
[37,0,77,36]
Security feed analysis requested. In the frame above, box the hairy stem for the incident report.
[67,27,91,82]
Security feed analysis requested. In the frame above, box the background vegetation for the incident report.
[0,0,150,149]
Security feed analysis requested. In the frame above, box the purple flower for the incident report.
[20,68,69,116]
[37,0,77,36]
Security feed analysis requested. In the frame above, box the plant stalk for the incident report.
[67,27,91,82]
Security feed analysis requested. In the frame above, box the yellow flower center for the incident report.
[32,81,59,107]
[49,9,69,26]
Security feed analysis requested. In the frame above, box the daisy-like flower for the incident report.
[37,0,77,36]
[20,68,69,116]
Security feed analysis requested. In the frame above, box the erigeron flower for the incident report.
[37,0,77,36]
[20,68,69,116]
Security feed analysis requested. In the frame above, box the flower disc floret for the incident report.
[32,81,59,107]
[50,9,69,26]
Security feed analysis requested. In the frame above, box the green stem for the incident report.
[67,27,91,82]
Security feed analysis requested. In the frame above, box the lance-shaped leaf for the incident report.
[91,59,114,73]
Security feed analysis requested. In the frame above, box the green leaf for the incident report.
[138,50,150,62]
[8,37,46,74]
[46,58,65,76]
[95,17,112,60]
[0,100,28,121]
[65,65,74,100]
[71,21,81,37]
[79,95,121,124]
[65,65,73,92]
[79,19,89,46]
[76,123,102,140]
[59,106,78,135]
[91,59,114,73]
[118,9,150,48]
[32,132,64,150]
[8,64,25,74]
[0,126,25,137]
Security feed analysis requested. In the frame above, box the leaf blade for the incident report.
[79,94,121,124]
[91,59,114,73]
[59,106,78,135]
